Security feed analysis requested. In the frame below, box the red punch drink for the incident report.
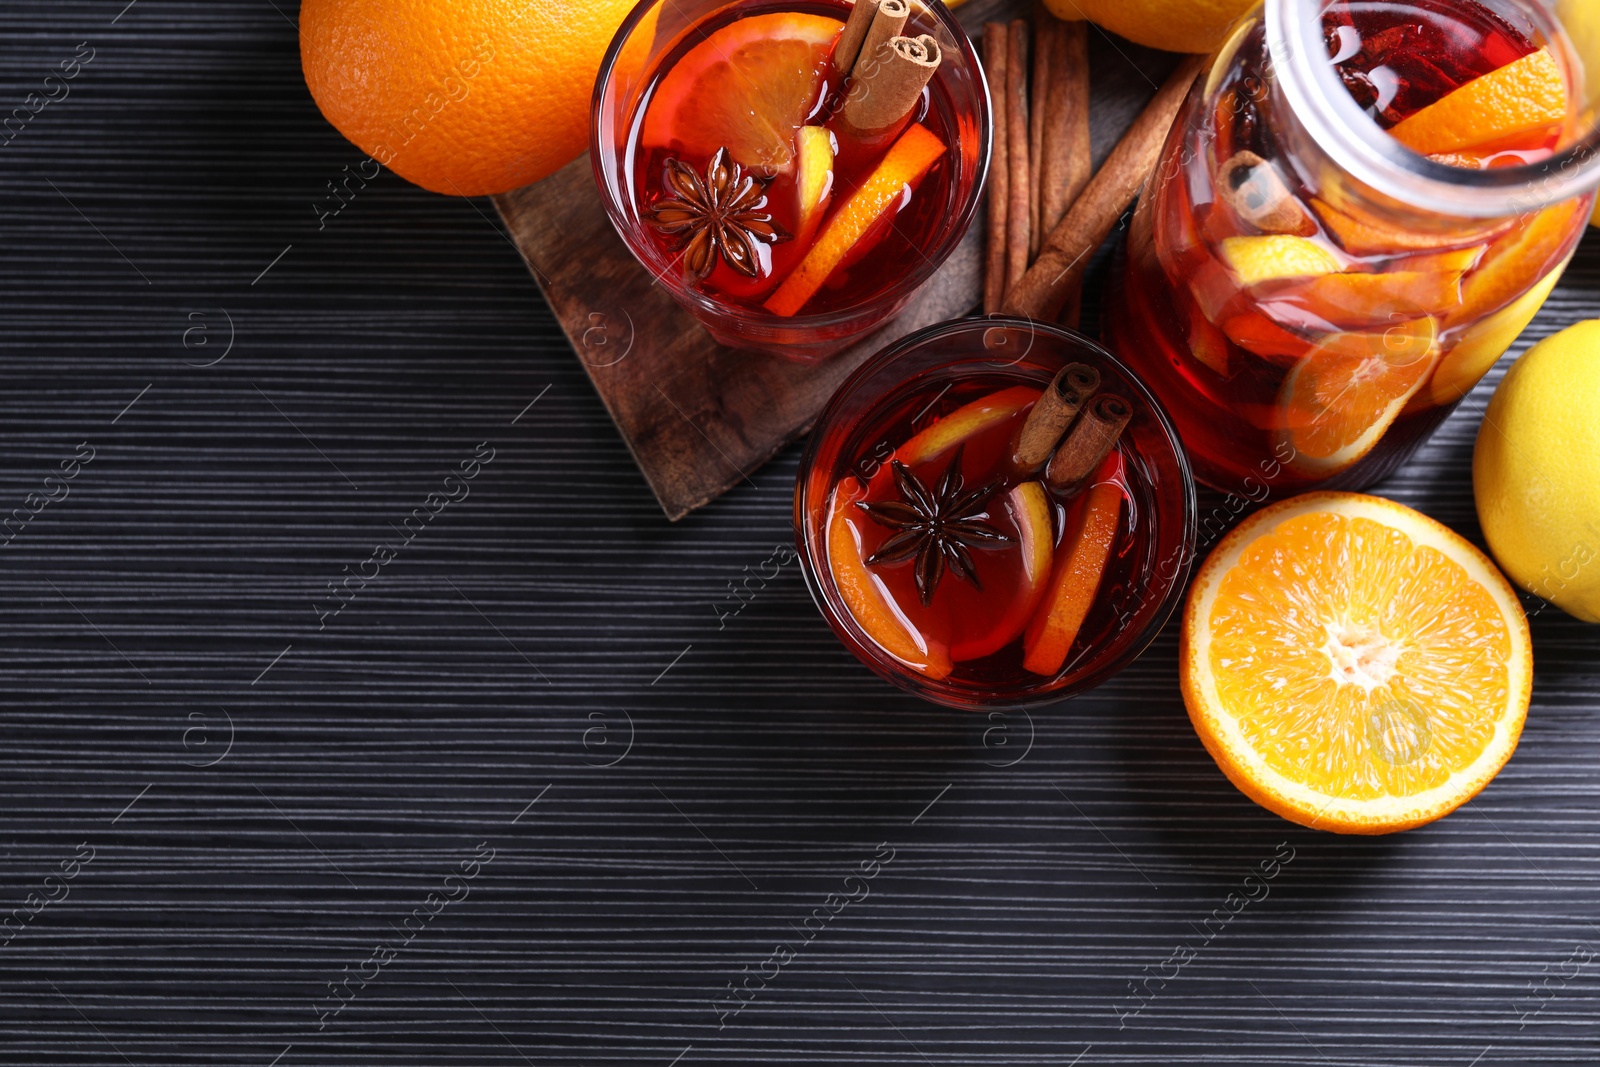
[593,0,990,358]
[1106,0,1597,493]
[797,320,1196,709]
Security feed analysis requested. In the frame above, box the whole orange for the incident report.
[299,0,649,196]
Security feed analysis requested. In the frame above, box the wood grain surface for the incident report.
[491,0,1178,520]
[1,2,1598,1066]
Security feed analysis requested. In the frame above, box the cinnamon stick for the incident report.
[852,0,910,78]
[834,0,881,74]
[1217,150,1315,235]
[1040,19,1091,239]
[1046,393,1131,493]
[1011,362,1101,472]
[1029,13,1058,261]
[1003,54,1205,321]
[1004,19,1031,296]
[982,22,1010,315]
[842,34,941,135]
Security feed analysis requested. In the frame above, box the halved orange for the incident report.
[1272,317,1440,475]
[826,482,953,679]
[642,13,842,172]
[1390,48,1568,157]
[1181,492,1532,834]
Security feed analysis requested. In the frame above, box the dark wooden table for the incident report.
[1,2,1598,1064]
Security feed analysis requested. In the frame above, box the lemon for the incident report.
[1042,0,1255,54]
[1474,319,1600,622]
[1220,235,1342,286]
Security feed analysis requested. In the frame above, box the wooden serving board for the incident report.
[492,0,1177,520]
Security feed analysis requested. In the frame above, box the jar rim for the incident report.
[1267,0,1600,218]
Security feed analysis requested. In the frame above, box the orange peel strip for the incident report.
[826,483,953,679]
[1022,454,1123,676]
[1390,48,1567,157]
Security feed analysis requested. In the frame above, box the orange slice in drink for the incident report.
[765,123,948,317]
[1448,197,1585,328]
[1390,48,1568,157]
[1219,235,1342,286]
[894,385,1041,471]
[642,13,842,172]
[949,480,1055,663]
[1421,257,1569,409]
[1181,492,1531,833]
[1186,303,1233,376]
[1311,197,1512,256]
[1273,317,1440,475]
[826,482,953,680]
[1022,452,1124,677]
[1268,270,1464,330]
[793,126,836,249]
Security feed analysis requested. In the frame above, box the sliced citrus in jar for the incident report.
[826,482,953,680]
[1181,492,1531,834]
[1273,317,1440,475]
[641,12,842,173]
[1389,48,1568,157]
[1220,235,1343,286]
[1263,270,1464,330]
[1448,197,1586,328]
[948,480,1055,663]
[1311,197,1513,256]
[1420,257,1569,409]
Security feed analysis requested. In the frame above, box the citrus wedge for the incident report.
[1273,317,1440,475]
[765,123,947,316]
[642,13,842,172]
[894,385,1041,472]
[1270,270,1464,330]
[1181,492,1532,834]
[950,480,1055,663]
[1424,257,1568,408]
[1390,48,1567,157]
[826,483,953,679]
[793,125,836,249]
[1023,453,1124,677]
[1312,197,1511,256]
[1187,303,1233,376]
[1449,198,1585,328]
[1220,235,1342,286]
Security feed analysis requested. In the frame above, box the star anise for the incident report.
[856,446,1011,606]
[645,147,789,281]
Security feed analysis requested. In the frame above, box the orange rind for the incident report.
[827,483,953,679]
[1390,48,1568,157]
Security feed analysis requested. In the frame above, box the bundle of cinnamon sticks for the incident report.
[984,10,1206,324]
